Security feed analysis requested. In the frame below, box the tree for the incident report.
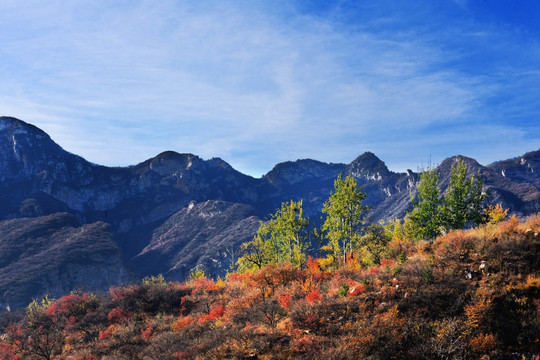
[7,296,64,360]
[321,173,369,265]
[358,221,391,266]
[483,203,508,225]
[406,158,488,240]
[406,167,443,240]
[237,199,309,272]
[441,157,487,230]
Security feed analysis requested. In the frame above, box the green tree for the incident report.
[236,199,309,272]
[441,157,487,230]
[321,173,369,265]
[358,221,391,266]
[406,167,443,240]
[406,158,488,240]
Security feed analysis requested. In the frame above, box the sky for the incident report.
[1,0,539,177]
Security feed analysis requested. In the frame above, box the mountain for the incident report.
[0,116,539,309]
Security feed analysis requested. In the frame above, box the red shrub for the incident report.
[0,343,20,360]
[173,351,190,360]
[107,308,131,323]
[190,278,220,295]
[291,335,323,353]
[198,304,225,324]
[499,217,519,234]
[45,293,94,324]
[98,328,111,340]
[305,289,323,304]
[380,259,395,267]
[348,284,366,297]
[109,285,139,301]
[277,294,293,309]
[141,323,154,341]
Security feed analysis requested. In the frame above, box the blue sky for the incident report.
[1,0,539,177]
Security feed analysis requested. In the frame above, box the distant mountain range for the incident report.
[0,116,539,309]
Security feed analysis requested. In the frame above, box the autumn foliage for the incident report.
[1,216,539,359]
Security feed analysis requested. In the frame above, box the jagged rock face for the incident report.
[0,116,539,309]
[0,213,128,310]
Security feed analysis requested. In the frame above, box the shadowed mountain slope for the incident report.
[0,212,127,310]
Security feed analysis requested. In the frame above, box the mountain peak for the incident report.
[348,152,390,180]
[0,116,50,138]
[438,155,483,173]
[264,159,344,185]
[0,117,70,181]
[350,152,386,167]
[148,151,202,175]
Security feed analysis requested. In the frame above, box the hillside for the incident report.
[0,115,539,310]
[0,213,128,310]
[1,216,538,359]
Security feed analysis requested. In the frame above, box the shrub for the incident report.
[469,333,499,356]
[108,308,131,324]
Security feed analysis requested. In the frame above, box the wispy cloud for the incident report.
[0,0,539,176]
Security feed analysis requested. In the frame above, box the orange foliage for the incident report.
[306,256,321,274]
[172,315,193,331]
[499,216,519,234]
[190,277,221,295]
[464,289,493,330]
[469,333,499,356]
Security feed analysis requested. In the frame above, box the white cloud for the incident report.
[0,0,538,176]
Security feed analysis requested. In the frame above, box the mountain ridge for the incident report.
[0,116,539,309]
